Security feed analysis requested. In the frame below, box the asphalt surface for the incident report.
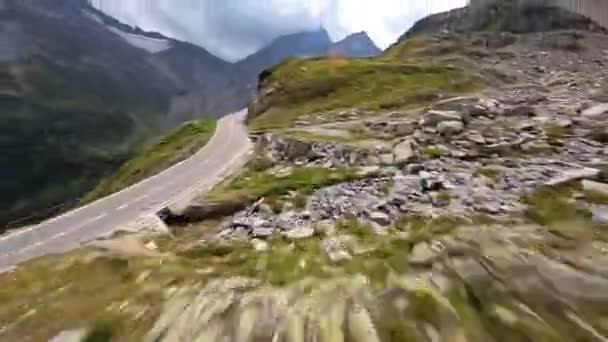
[0,110,253,270]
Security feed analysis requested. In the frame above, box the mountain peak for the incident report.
[329,31,381,58]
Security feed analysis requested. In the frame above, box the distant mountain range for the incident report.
[0,0,381,228]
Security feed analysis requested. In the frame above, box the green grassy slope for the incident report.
[83,120,216,202]
[248,46,482,131]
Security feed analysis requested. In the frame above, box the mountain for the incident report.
[236,28,382,92]
[0,0,240,228]
[0,0,383,229]
[401,0,607,40]
[328,31,382,58]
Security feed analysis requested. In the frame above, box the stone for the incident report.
[380,153,395,165]
[252,227,275,238]
[251,239,269,252]
[591,205,608,225]
[582,180,608,196]
[437,121,464,136]
[582,103,608,118]
[545,167,600,186]
[144,241,158,251]
[422,110,462,126]
[386,121,417,136]
[322,236,353,262]
[285,225,315,239]
[393,139,417,164]
[503,105,535,117]
[49,330,87,342]
[409,242,438,266]
[466,132,486,144]
[406,163,424,174]
[554,117,573,128]
[369,211,391,226]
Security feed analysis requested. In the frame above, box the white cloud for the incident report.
[91,0,468,62]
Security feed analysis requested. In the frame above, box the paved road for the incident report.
[0,110,253,270]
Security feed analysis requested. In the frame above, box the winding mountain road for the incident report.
[0,110,253,271]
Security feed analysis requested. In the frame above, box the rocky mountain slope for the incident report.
[11,2,608,341]
[0,0,382,229]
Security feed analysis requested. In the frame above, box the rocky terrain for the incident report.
[3,2,608,342]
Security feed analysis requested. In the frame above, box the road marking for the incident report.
[116,203,130,211]
[12,212,108,256]
[132,193,150,203]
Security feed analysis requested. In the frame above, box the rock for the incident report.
[380,153,395,165]
[406,163,424,174]
[503,105,535,117]
[252,227,275,238]
[437,121,464,136]
[554,117,573,128]
[393,139,417,164]
[582,180,608,196]
[420,171,445,192]
[285,225,315,239]
[386,121,417,136]
[590,205,608,225]
[409,242,438,266]
[466,132,486,144]
[321,236,353,262]
[144,241,158,251]
[582,103,608,118]
[49,330,87,342]
[431,96,480,111]
[422,110,462,126]
[251,239,269,252]
[545,167,600,186]
[369,211,391,226]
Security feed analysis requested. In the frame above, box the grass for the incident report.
[249,57,481,131]
[204,166,360,207]
[0,251,179,341]
[523,183,595,239]
[83,120,216,202]
[474,165,502,182]
[543,123,571,144]
[422,146,447,159]
[394,214,466,243]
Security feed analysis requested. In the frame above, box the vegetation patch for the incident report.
[84,120,216,202]
[474,165,502,182]
[394,214,466,243]
[523,183,595,239]
[249,57,481,131]
[204,166,360,207]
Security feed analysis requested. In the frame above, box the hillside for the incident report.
[4,2,608,341]
[0,0,179,229]
[1,0,383,228]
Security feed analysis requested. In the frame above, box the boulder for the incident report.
[422,110,463,126]
[502,105,535,117]
[321,237,353,262]
[409,241,439,266]
[437,121,464,136]
[582,103,608,119]
[582,180,608,196]
[545,168,600,186]
[369,211,391,226]
[393,139,417,164]
[285,225,315,239]
[385,121,417,136]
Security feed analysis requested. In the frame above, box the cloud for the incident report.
[91,0,468,62]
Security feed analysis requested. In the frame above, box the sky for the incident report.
[90,0,468,62]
